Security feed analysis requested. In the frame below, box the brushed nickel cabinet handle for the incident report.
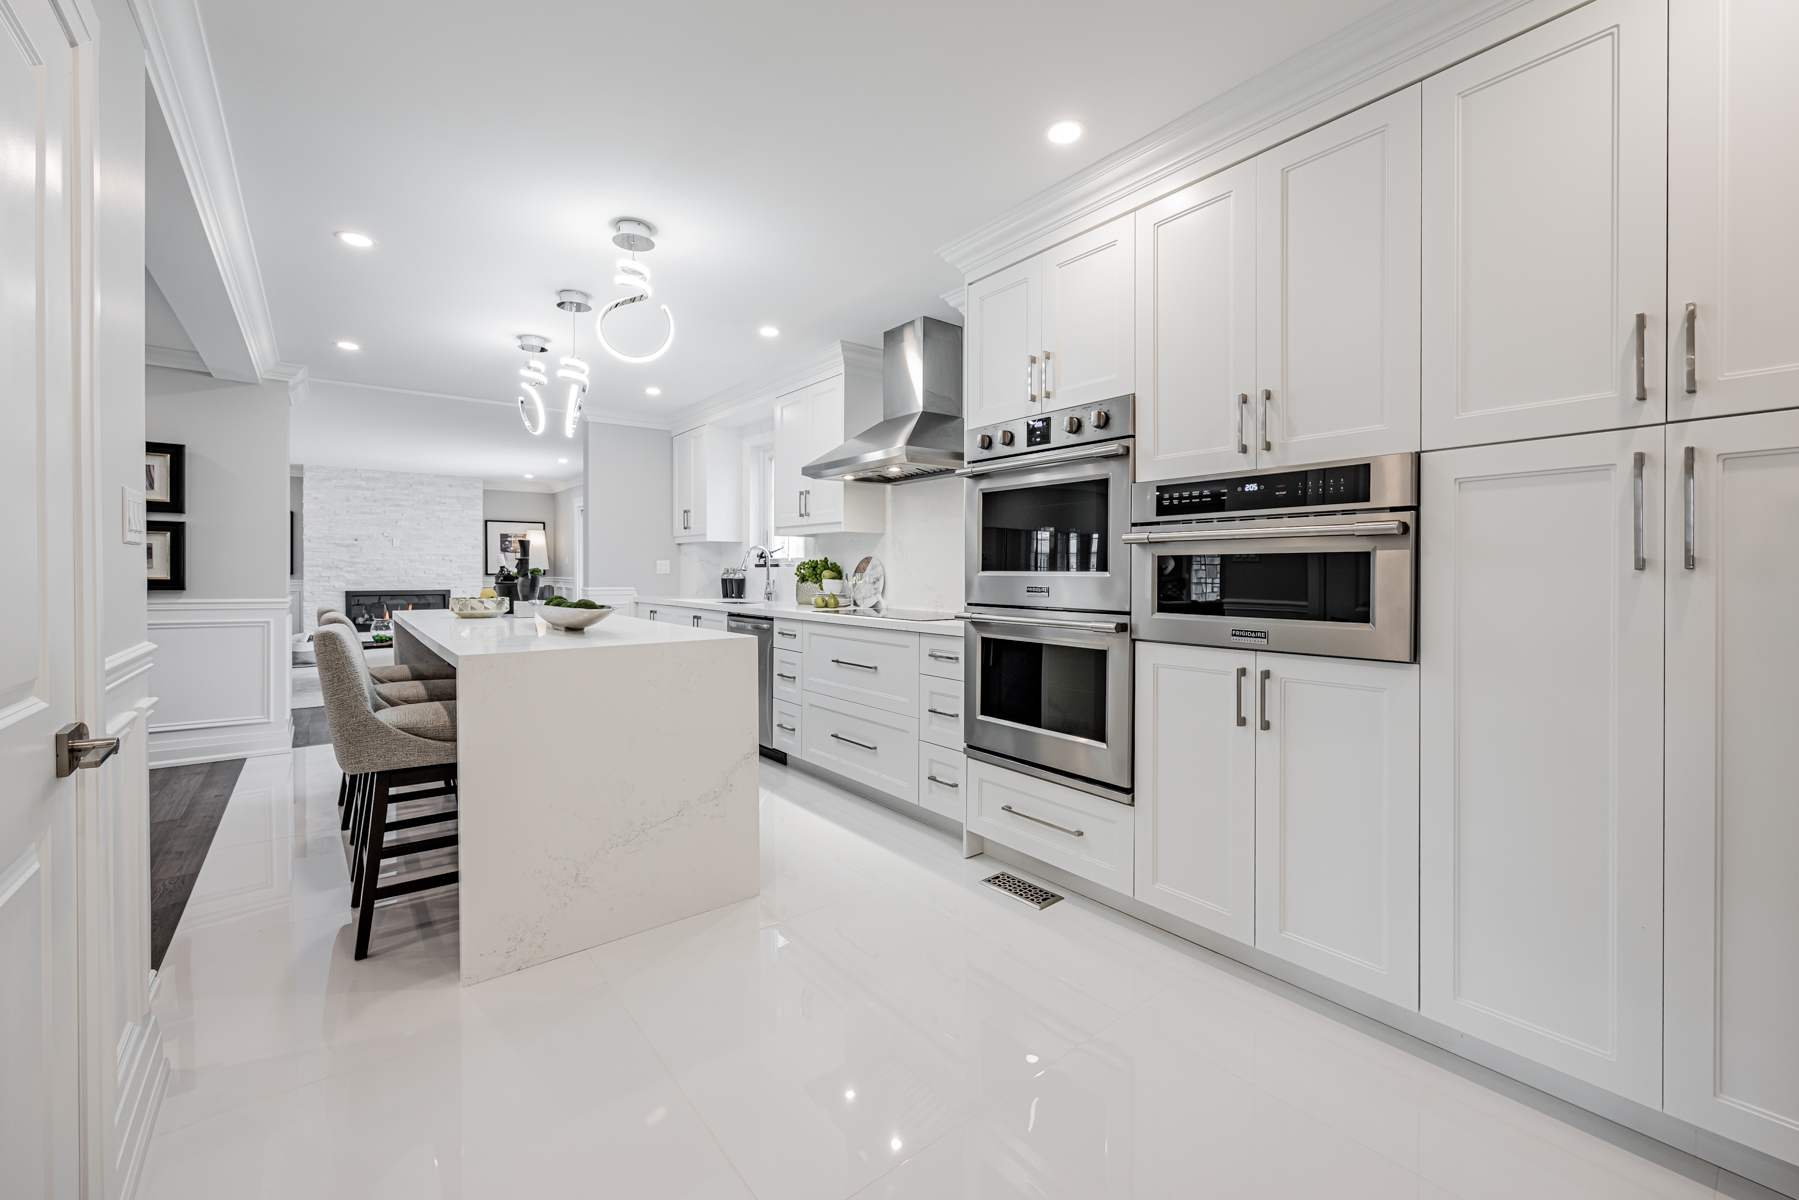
[1028,354,1040,404]
[927,650,960,662]
[776,672,797,681]
[778,629,797,638]
[1634,312,1647,401]
[1260,389,1272,451]
[831,658,878,671]
[1001,805,1083,837]
[1684,445,1696,570]
[1235,666,1247,728]
[1237,393,1250,455]
[1258,669,1271,731]
[1685,303,1697,395]
[927,707,960,719]
[1632,451,1646,570]
[831,732,877,751]
[776,723,796,733]
[927,774,960,789]
[1042,349,1054,401]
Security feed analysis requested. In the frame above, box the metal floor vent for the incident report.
[982,872,1063,910]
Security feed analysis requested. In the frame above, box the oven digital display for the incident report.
[1154,462,1371,516]
[1025,417,1052,447]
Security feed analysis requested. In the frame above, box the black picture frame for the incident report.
[145,441,185,514]
[484,519,547,576]
[146,520,186,590]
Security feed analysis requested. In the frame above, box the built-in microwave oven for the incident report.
[1126,453,1417,663]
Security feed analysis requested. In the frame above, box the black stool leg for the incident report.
[354,772,392,960]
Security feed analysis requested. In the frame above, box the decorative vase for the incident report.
[795,582,820,606]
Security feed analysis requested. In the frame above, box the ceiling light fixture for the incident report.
[335,341,359,350]
[596,219,674,364]
[335,231,375,248]
[558,458,568,464]
[645,387,661,396]
[524,474,534,479]
[517,334,549,435]
[759,326,779,338]
[554,296,592,438]
[1046,119,1084,144]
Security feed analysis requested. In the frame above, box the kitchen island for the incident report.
[392,608,759,985]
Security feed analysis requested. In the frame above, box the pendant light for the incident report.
[597,218,674,363]
[555,292,591,438]
[516,334,550,435]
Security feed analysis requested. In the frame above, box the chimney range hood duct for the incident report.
[802,316,963,483]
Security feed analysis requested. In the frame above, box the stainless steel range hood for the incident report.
[803,316,963,483]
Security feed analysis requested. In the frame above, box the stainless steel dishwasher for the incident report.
[725,612,778,758]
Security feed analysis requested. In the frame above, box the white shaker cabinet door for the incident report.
[1419,429,1664,1106]
[1041,214,1134,409]
[1665,411,1799,1162]
[1668,0,1799,421]
[1421,0,1667,449]
[965,257,1042,429]
[773,386,810,530]
[1133,642,1256,943]
[671,427,698,539]
[1256,86,1421,467]
[1254,653,1419,1010]
[1133,160,1257,482]
[801,376,846,526]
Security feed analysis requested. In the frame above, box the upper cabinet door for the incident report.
[1668,0,1799,421]
[1257,87,1422,467]
[965,257,1042,428]
[1134,160,1258,482]
[1041,215,1135,409]
[773,388,809,529]
[1422,0,1668,450]
[802,376,845,525]
[671,428,697,539]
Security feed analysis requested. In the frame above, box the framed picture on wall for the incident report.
[484,520,546,576]
[145,441,185,513]
[146,521,186,590]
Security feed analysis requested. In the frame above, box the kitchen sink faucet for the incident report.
[742,546,776,601]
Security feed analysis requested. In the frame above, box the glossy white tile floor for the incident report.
[137,746,1778,1200]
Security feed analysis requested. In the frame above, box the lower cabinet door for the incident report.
[1254,653,1419,1010]
[917,744,965,822]
[1133,642,1256,943]
[773,650,804,706]
[802,695,918,802]
[772,700,803,757]
[919,678,964,750]
[965,757,1133,894]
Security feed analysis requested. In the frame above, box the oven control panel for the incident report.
[966,395,1135,464]
[1129,452,1419,524]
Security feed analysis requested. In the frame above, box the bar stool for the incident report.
[317,610,457,682]
[314,625,460,959]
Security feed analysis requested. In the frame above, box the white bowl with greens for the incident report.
[534,599,614,632]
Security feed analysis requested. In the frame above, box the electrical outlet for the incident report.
[656,560,670,574]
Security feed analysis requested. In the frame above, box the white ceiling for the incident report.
[187,0,1391,475]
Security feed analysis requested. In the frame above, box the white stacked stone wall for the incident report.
[302,466,484,632]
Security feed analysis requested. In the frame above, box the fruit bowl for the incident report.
[450,597,508,619]
[535,604,614,632]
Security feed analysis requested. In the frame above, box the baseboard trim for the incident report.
[783,755,964,839]
[148,722,293,769]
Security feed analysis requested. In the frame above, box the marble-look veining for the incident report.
[135,745,1780,1200]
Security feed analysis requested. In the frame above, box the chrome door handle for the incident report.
[927,651,960,662]
[957,611,1129,634]
[1258,669,1271,731]
[1631,451,1646,570]
[1041,350,1053,401]
[1028,354,1040,404]
[831,732,877,751]
[1634,312,1647,401]
[776,722,796,733]
[1684,445,1696,570]
[1237,393,1249,455]
[1684,303,1697,394]
[55,722,120,778]
[776,672,797,681]
[830,658,877,671]
[1001,804,1084,837]
[1260,389,1272,451]
[927,774,960,789]
[927,707,960,719]
[1124,520,1409,544]
[955,440,1129,477]
[1235,666,1247,728]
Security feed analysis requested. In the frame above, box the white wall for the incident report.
[808,478,966,612]
[483,487,555,572]
[585,422,677,597]
[552,485,584,584]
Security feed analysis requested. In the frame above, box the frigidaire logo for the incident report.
[1230,628,1268,642]
[1025,586,1050,595]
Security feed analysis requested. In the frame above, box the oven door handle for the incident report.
[956,441,1129,477]
[956,611,1129,634]
[1123,519,1409,544]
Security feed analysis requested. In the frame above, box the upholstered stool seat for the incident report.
[377,700,457,741]
[373,678,457,706]
[318,610,458,683]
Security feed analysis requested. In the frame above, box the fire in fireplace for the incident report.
[341,590,451,631]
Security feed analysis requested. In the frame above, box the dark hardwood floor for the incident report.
[293,705,330,748]
[148,758,246,971]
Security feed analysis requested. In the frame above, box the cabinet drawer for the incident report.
[920,633,966,681]
[920,678,965,750]
[773,700,803,757]
[802,695,918,802]
[801,625,920,718]
[918,745,966,822]
[774,620,805,650]
[773,649,804,705]
[966,758,1133,894]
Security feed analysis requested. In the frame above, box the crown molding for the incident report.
[265,362,308,405]
[666,340,881,434]
[144,344,207,373]
[938,0,1584,281]
[584,412,672,431]
[939,286,967,317]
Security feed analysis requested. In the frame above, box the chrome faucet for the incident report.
[742,545,776,601]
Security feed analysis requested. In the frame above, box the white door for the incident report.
[1256,86,1421,467]
[1419,429,1664,1105]
[802,376,845,526]
[1421,0,1668,450]
[964,257,1042,428]
[1133,642,1255,942]
[1667,0,1799,421]
[1254,653,1419,1009]
[1,2,82,1194]
[1041,215,1134,409]
[773,386,809,529]
[671,427,696,538]
[1665,410,1799,1162]
[1133,160,1257,482]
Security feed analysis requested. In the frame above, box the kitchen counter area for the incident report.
[631,595,965,636]
[392,608,760,984]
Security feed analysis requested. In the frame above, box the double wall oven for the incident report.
[958,397,1136,799]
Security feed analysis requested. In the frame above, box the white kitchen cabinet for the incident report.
[965,255,1042,428]
[1420,429,1665,1106]
[1667,0,1799,421]
[919,634,964,681]
[800,622,919,719]
[1256,86,1421,468]
[802,694,918,803]
[772,648,804,707]
[917,744,965,822]
[772,700,803,758]
[1133,160,1257,482]
[772,372,884,536]
[1254,653,1418,1009]
[1421,0,1668,449]
[918,677,963,751]
[1040,215,1134,409]
[965,757,1134,895]
[1133,642,1256,943]
[670,423,741,543]
[1664,410,1799,1162]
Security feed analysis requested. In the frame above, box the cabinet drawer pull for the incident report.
[1260,389,1273,451]
[1634,312,1647,401]
[778,629,798,639]
[1041,349,1053,401]
[927,707,960,719]
[1684,302,1697,395]
[1258,669,1271,731]
[1683,445,1696,570]
[776,723,796,733]
[776,672,797,681]
[830,732,878,751]
[1234,666,1247,728]
[1001,805,1083,837]
[927,651,960,662]
[1028,353,1040,405]
[927,774,960,789]
[1632,451,1646,571]
[830,658,878,671]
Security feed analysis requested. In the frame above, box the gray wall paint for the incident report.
[146,367,290,600]
[481,486,556,574]
[585,422,676,596]
[552,485,584,582]
[100,58,145,660]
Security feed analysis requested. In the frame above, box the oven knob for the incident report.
[1065,415,1083,434]
[978,433,992,450]
[1093,409,1110,428]
[1000,429,1014,446]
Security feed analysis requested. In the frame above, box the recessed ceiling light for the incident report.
[335,341,359,350]
[890,1138,902,1152]
[557,458,568,464]
[645,386,661,395]
[759,326,779,338]
[335,231,375,248]
[524,474,534,479]
[1025,1054,1039,1063]
[1046,119,1084,144]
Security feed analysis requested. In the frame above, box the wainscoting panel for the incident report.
[147,599,291,768]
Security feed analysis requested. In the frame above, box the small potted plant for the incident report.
[794,558,842,607]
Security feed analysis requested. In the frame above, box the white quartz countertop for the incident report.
[394,607,735,666]
[632,596,965,636]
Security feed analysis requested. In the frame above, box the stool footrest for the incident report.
[378,832,458,859]
[385,808,457,833]
[368,869,458,905]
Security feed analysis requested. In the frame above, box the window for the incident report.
[759,447,807,560]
